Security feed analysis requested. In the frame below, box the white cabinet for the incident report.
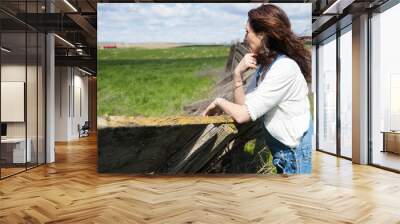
[1,138,32,163]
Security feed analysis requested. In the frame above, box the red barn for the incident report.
[103,45,117,49]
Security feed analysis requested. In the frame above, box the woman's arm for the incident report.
[233,74,246,105]
[202,53,258,123]
[202,97,251,124]
[233,53,257,105]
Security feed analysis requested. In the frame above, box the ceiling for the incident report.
[0,0,395,75]
[311,0,390,43]
[0,0,98,75]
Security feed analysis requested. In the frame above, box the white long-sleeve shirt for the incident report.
[244,55,310,148]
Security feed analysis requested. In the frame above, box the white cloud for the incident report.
[98,3,311,44]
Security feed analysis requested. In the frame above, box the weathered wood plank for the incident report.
[97,115,265,174]
[98,115,234,128]
[235,44,249,57]
[98,122,209,173]
[98,116,239,174]
[167,123,238,174]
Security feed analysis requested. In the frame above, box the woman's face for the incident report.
[245,22,263,54]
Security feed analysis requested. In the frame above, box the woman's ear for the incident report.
[257,33,266,41]
[261,36,270,56]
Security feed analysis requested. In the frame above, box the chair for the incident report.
[79,121,90,138]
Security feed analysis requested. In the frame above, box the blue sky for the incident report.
[98,3,311,44]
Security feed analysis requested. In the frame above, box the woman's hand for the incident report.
[233,53,258,81]
[201,98,223,116]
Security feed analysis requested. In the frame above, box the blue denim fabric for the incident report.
[263,117,313,174]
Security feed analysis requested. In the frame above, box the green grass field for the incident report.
[98,45,230,117]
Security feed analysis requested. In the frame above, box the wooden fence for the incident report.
[98,43,273,174]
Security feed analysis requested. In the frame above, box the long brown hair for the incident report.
[248,4,311,82]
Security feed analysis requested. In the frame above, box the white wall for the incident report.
[1,63,46,164]
[1,65,26,139]
[72,72,89,138]
[1,65,40,137]
[54,67,89,141]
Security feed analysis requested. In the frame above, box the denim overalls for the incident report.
[254,55,313,174]
[262,117,313,174]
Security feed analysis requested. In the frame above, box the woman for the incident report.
[202,4,312,174]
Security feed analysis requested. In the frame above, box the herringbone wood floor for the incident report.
[1,134,400,223]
